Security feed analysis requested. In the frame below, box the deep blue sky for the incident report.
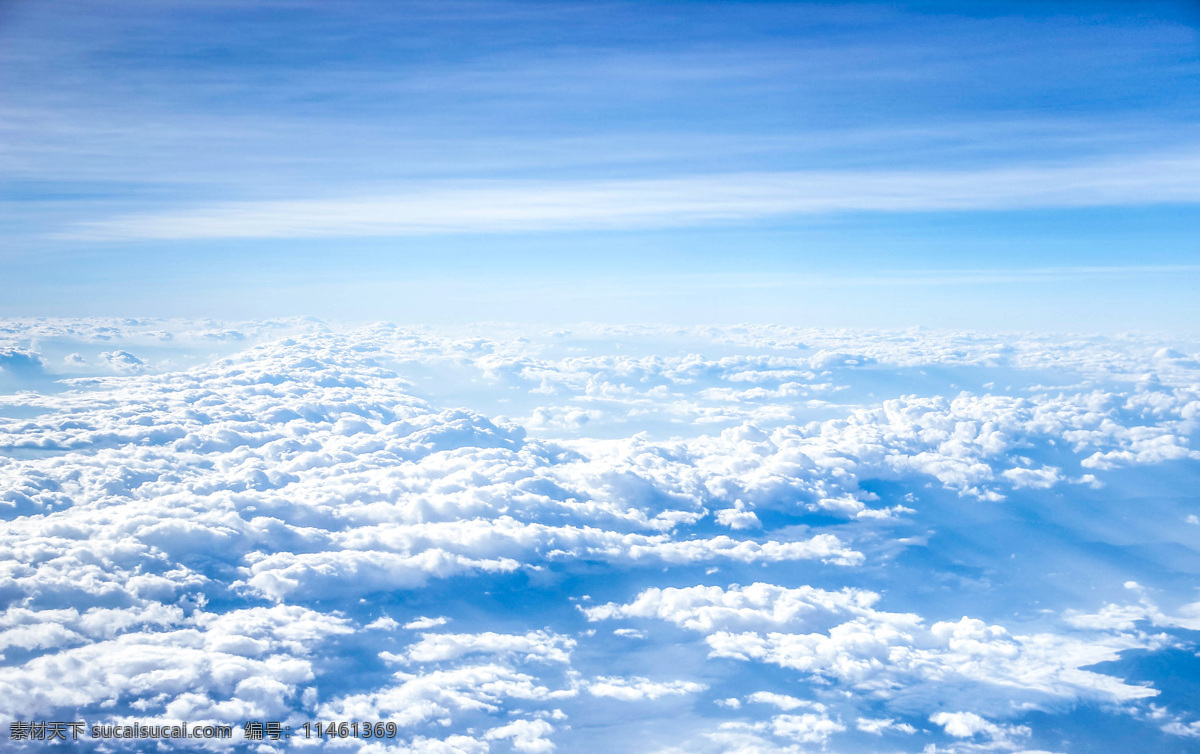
[2,0,1198,329]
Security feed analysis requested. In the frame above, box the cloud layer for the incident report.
[0,319,1198,751]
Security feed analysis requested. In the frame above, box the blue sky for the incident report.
[2,0,1198,329]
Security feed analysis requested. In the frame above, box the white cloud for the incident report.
[67,152,1200,241]
[319,664,562,727]
[744,692,823,712]
[716,503,761,530]
[703,709,846,750]
[100,350,145,373]
[768,713,846,744]
[1,319,1197,751]
[930,711,1030,744]
[581,582,884,633]
[586,676,706,701]
[242,549,523,601]
[0,605,350,718]
[856,716,917,735]
[484,719,556,753]
[402,630,575,665]
[1000,466,1062,489]
[1162,719,1200,738]
[1063,594,1200,633]
[587,583,1162,716]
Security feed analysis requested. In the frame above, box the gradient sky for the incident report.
[2,0,1198,330]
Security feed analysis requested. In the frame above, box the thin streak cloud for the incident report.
[65,151,1200,241]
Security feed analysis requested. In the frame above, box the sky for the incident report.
[1,0,1198,330]
[2,6,1200,751]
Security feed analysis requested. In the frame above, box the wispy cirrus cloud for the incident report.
[66,151,1200,240]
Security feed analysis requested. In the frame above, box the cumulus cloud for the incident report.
[586,676,706,701]
[581,582,883,633]
[366,615,400,631]
[0,605,350,719]
[704,709,846,750]
[586,582,1161,717]
[929,711,1033,751]
[716,502,761,530]
[1162,718,1200,738]
[856,716,917,735]
[100,350,146,373]
[0,319,1197,751]
[0,349,45,378]
[484,718,556,753]
[401,630,575,665]
[319,663,563,727]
